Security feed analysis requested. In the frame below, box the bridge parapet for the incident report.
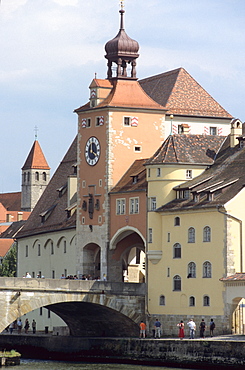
[0,277,146,295]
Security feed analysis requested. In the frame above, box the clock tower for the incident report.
[75,5,166,280]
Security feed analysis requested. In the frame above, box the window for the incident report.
[173,243,181,258]
[178,125,184,134]
[174,217,180,226]
[96,117,100,126]
[48,309,51,318]
[134,146,142,152]
[24,172,26,182]
[116,199,125,215]
[82,217,85,224]
[188,262,196,278]
[148,228,152,243]
[203,261,212,278]
[149,197,156,211]
[86,118,91,127]
[159,295,165,306]
[186,170,192,179]
[35,172,39,181]
[43,172,47,181]
[99,179,102,187]
[52,270,55,279]
[25,245,28,257]
[27,172,30,182]
[64,240,66,254]
[123,116,130,126]
[157,168,161,177]
[129,197,139,214]
[148,168,151,177]
[188,227,195,243]
[173,275,181,291]
[51,242,54,255]
[167,233,170,242]
[189,296,195,307]
[38,244,41,256]
[203,226,211,242]
[203,295,210,306]
[210,127,217,135]
[40,308,42,316]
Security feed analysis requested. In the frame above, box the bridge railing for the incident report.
[0,277,146,296]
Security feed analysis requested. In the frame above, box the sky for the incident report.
[1,0,245,192]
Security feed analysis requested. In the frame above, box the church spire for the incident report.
[105,3,139,80]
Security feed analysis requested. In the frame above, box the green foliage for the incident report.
[0,244,17,277]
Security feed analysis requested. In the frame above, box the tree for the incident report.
[0,244,17,277]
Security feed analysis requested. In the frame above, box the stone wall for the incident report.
[0,335,245,368]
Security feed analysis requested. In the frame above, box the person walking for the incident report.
[154,318,161,338]
[187,318,196,339]
[17,319,22,334]
[177,320,185,339]
[139,321,146,338]
[9,322,14,334]
[32,319,36,334]
[24,318,30,333]
[199,319,206,338]
[209,319,215,337]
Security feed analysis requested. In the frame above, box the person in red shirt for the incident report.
[139,321,146,338]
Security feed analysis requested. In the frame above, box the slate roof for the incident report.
[0,220,26,239]
[0,192,21,211]
[22,140,50,170]
[156,136,245,212]
[110,159,147,194]
[17,137,77,239]
[146,134,225,166]
[139,68,232,118]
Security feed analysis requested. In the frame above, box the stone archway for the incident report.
[83,243,100,279]
[109,227,146,282]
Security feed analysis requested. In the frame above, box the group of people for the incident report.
[139,318,216,339]
[177,318,215,339]
[139,318,162,339]
[7,318,37,334]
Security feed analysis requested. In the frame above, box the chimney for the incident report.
[230,119,242,147]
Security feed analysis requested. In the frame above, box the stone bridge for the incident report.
[0,278,146,337]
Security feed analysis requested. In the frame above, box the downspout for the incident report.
[216,205,243,272]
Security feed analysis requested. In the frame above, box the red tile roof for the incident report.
[220,273,245,282]
[0,239,13,257]
[22,140,50,170]
[139,68,232,118]
[0,192,21,211]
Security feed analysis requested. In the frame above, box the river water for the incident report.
[19,360,198,369]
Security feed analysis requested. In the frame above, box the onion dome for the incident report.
[105,7,139,80]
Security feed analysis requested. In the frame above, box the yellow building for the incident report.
[146,119,245,336]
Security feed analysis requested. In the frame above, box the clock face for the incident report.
[85,137,100,166]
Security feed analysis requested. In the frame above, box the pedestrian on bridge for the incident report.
[17,319,22,334]
[24,319,30,333]
[139,321,146,338]
[154,318,161,338]
[32,319,36,334]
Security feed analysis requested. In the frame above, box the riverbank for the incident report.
[0,334,245,369]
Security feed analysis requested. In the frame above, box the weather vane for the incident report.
[34,126,38,140]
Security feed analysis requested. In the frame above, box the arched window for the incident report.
[203,226,211,242]
[188,227,195,243]
[159,295,165,306]
[174,217,180,226]
[35,172,39,181]
[203,261,212,278]
[189,296,195,306]
[173,275,181,291]
[43,172,47,181]
[188,262,196,278]
[173,243,181,258]
[24,172,26,183]
[203,295,210,306]
[27,172,30,182]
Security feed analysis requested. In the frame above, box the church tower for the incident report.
[75,4,166,280]
[21,140,50,212]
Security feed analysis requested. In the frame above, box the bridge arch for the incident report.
[0,279,145,337]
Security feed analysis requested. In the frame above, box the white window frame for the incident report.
[186,170,192,179]
[129,197,139,214]
[210,127,217,135]
[149,197,156,211]
[148,228,153,243]
[116,198,126,215]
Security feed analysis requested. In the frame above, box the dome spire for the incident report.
[105,2,139,80]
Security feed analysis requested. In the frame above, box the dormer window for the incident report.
[132,175,138,184]
[186,170,192,179]
[40,204,56,223]
[57,184,67,198]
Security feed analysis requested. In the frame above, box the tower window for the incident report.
[123,117,130,126]
[35,172,39,181]
[42,172,47,181]
[210,127,217,135]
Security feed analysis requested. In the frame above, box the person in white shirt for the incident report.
[187,318,196,339]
